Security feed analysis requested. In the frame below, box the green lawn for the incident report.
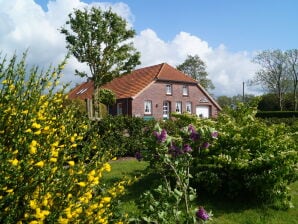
[103,158,298,224]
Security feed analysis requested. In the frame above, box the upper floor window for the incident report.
[186,102,192,113]
[144,100,152,114]
[175,101,182,114]
[166,84,172,95]
[182,85,188,96]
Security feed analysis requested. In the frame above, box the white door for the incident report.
[163,101,170,119]
[196,106,210,118]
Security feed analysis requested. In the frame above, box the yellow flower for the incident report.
[102,197,111,203]
[70,143,77,148]
[35,161,44,168]
[70,136,75,143]
[32,122,41,129]
[103,163,111,172]
[9,158,19,166]
[50,157,57,163]
[29,146,37,154]
[25,128,32,133]
[30,140,38,147]
[68,161,75,166]
[51,149,59,157]
[34,130,41,135]
[112,157,117,161]
[77,182,86,187]
[29,200,37,209]
[9,84,15,91]
[58,217,69,224]
[6,189,13,193]
[21,110,29,115]
[29,221,39,224]
[2,79,8,84]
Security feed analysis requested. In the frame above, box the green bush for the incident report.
[91,115,155,157]
[192,103,298,209]
[256,111,298,118]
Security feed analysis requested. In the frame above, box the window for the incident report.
[166,84,172,95]
[117,103,123,115]
[144,100,152,114]
[186,102,192,113]
[175,101,182,114]
[182,85,188,96]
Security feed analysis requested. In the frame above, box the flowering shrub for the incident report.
[0,53,127,223]
[136,123,216,223]
[192,103,298,209]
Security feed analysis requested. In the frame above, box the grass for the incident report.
[103,158,298,224]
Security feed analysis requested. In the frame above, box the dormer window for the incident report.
[182,85,188,96]
[166,84,172,95]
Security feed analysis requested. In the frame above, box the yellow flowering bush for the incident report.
[0,53,128,223]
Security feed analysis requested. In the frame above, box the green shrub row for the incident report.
[256,111,298,118]
[90,115,155,157]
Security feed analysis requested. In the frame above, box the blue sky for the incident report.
[36,0,298,52]
[1,0,297,96]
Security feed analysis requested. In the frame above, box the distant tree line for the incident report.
[217,93,296,111]
[217,49,298,112]
[251,49,298,111]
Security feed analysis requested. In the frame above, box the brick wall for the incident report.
[132,81,219,119]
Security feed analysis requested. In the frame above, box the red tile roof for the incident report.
[68,63,198,100]
[68,80,94,100]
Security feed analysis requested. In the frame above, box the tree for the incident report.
[61,7,140,87]
[61,6,140,118]
[252,50,289,111]
[285,49,298,111]
[177,55,214,91]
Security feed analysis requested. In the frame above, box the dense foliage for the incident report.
[0,54,128,223]
[192,103,298,209]
[91,115,154,157]
[61,6,140,87]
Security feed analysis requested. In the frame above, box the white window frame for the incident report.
[117,103,123,115]
[186,102,192,113]
[182,85,188,96]
[144,100,152,114]
[175,101,182,114]
[166,84,172,95]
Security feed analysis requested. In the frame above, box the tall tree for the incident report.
[176,55,214,91]
[252,50,289,111]
[61,7,140,118]
[61,7,140,87]
[285,49,298,111]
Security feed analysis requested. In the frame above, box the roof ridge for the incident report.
[155,63,166,79]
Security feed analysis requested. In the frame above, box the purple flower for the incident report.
[153,129,167,142]
[183,144,192,153]
[201,142,210,149]
[169,144,183,157]
[211,131,218,138]
[135,152,142,161]
[196,207,209,221]
[188,125,200,141]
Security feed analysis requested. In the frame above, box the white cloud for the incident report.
[0,0,260,96]
[134,30,260,96]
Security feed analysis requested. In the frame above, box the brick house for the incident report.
[68,63,221,119]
